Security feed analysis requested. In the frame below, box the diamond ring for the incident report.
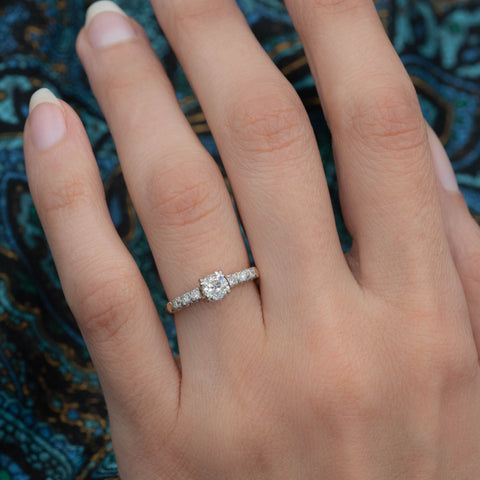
[166,267,259,314]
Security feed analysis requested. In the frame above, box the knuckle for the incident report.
[232,422,276,474]
[425,333,479,388]
[403,314,478,390]
[327,368,380,421]
[228,88,310,161]
[345,84,427,158]
[39,175,94,217]
[145,160,222,229]
[75,265,139,345]
[106,61,161,94]
[308,347,382,421]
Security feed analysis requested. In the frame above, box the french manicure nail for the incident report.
[29,88,67,151]
[427,124,459,192]
[86,1,136,49]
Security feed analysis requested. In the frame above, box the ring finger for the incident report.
[149,0,351,334]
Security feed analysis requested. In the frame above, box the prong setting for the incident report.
[199,271,231,302]
[166,267,259,313]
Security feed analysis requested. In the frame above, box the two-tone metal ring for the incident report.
[166,267,259,314]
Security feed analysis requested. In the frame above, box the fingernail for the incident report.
[86,1,136,49]
[29,88,67,151]
[427,124,459,192]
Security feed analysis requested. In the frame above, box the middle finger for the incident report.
[76,2,263,378]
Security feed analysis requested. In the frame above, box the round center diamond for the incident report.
[200,271,231,301]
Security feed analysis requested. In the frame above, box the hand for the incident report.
[23,0,480,478]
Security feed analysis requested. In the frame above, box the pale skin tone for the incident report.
[23,0,480,477]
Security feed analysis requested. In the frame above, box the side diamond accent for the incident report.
[226,267,258,287]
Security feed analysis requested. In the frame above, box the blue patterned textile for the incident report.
[0,0,479,477]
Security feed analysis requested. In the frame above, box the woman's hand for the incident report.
[23,0,480,477]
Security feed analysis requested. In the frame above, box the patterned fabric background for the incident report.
[0,0,480,477]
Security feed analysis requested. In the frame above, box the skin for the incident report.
[23,0,480,478]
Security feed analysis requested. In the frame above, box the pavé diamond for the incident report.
[191,289,202,301]
[200,271,231,301]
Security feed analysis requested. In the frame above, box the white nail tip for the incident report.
[29,88,60,113]
[86,1,126,25]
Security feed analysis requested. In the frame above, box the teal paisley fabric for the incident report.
[0,0,480,477]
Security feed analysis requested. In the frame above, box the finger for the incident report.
[76,2,263,377]
[147,0,350,326]
[428,124,480,355]
[23,89,179,436]
[284,0,447,289]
